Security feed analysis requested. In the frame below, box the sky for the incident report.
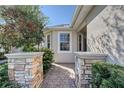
[40,5,76,26]
[0,6,76,26]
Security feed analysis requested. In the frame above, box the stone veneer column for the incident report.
[80,60,96,88]
[75,52,107,88]
[5,52,44,88]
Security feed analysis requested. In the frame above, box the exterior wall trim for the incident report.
[43,27,73,34]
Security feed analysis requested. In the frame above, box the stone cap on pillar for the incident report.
[5,52,44,59]
[74,52,108,60]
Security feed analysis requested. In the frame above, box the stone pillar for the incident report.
[75,52,107,88]
[75,58,106,88]
[80,60,94,88]
[5,52,44,88]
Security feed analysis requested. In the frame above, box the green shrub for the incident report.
[23,46,54,74]
[22,44,37,52]
[39,48,54,74]
[0,63,21,88]
[92,62,124,88]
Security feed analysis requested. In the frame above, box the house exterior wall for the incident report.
[44,30,77,63]
[87,5,124,65]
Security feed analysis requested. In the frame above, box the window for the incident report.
[59,32,71,52]
[47,34,51,49]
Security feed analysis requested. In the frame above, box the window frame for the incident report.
[58,31,72,53]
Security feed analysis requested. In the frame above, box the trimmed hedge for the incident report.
[0,63,21,88]
[92,62,124,88]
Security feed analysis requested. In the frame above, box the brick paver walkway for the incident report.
[41,63,76,88]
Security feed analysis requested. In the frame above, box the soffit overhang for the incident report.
[70,5,94,31]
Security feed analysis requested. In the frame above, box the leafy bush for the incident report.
[39,48,54,74]
[23,46,54,74]
[0,63,21,88]
[92,62,124,88]
[22,44,37,52]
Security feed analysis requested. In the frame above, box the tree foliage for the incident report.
[0,6,48,52]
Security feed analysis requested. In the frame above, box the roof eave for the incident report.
[70,5,94,30]
[70,5,83,28]
[43,27,73,34]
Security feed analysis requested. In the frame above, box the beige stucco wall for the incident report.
[44,30,77,63]
[87,5,124,65]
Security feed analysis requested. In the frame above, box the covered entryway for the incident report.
[77,26,87,52]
